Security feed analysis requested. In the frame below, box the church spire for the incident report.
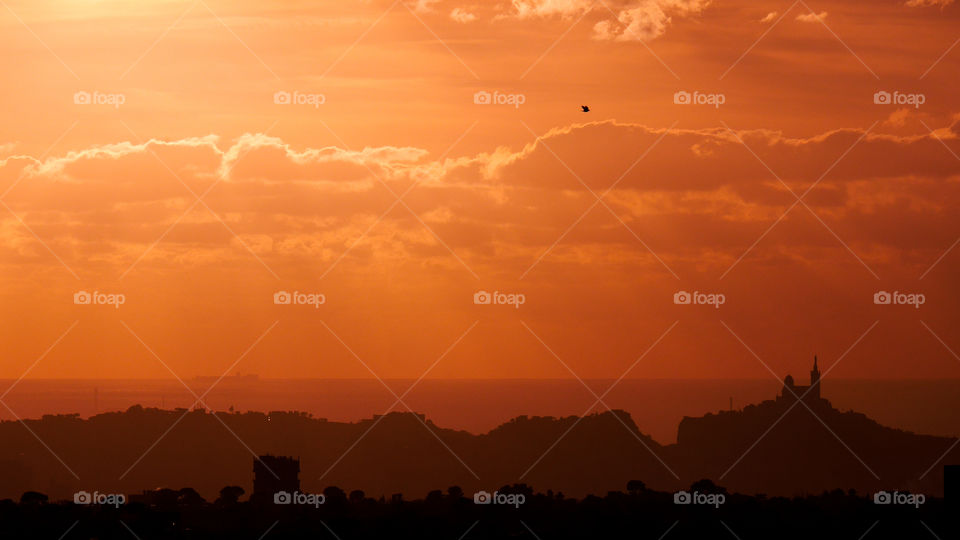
[810,355,821,399]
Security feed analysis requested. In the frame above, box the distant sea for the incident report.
[1,378,957,444]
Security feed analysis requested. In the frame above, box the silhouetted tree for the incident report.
[0,482,953,540]
[349,490,366,504]
[446,486,463,500]
[498,483,534,499]
[178,487,206,506]
[19,492,47,505]
[627,480,647,494]
[690,479,726,494]
[323,486,347,505]
[153,488,179,507]
[215,486,245,506]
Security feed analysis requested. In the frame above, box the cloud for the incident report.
[507,0,711,41]
[884,108,915,128]
[413,0,442,13]
[597,0,713,41]
[509,0,593,18]
[905,0,954,6]
[760,11,777,23]
[450,7,477,23]
[4,118,958,284]
[795,11,828,23]
[3,119,960,380]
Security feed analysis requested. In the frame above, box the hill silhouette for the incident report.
[0,392,955,501]
[674,397,953,496]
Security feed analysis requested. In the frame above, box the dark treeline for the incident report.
[2,481,953,540]
[3,397,957,501]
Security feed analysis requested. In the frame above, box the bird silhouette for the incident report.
[581,105,590,112]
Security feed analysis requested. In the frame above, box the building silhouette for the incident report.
[252,455,300,502]
[778,356,823,403]
[946,465,960,506]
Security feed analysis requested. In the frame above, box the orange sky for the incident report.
[1,0,959,382]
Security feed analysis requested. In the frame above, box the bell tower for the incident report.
[809,356,821,399]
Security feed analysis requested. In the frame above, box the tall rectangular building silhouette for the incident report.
[946,465,960,505]
[253,455,300,500]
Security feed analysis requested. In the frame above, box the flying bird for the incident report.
[581,105,590,112]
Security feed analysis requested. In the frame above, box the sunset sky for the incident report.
[1,0,959,383]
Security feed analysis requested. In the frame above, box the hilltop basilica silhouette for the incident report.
[777,356,824,404]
